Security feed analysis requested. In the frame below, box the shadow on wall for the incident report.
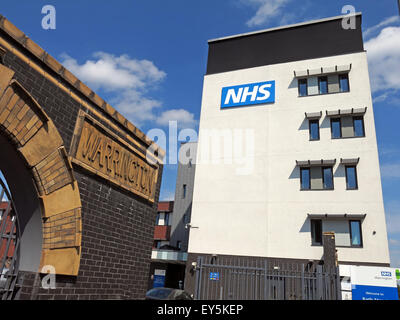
[288,165,300,180]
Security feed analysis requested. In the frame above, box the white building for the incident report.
[186,13,390,292]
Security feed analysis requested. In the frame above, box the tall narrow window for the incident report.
[339,74,349,92]
[311,219,323,245]
[156,213,160,225]
[300,168,311,190]
[298,79,308,96]
[164,212,169,226]
[350,220,362,247]
[318,76,328,94]
[309,119,320,141]
[323,167,334,189]
[182,184,187,199]
[345,166,358,190]
[177,241,182,250]
[331,118,342,139]
[353,116,365,137]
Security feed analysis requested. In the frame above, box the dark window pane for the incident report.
[346,166,358,189]
[323,167,333,189]
[311,220,322,245]
[353,117,365,137]
[182,184,187,198]
[298,79,308,96]
[318,76,328,94]
[339,74,349,92]
[331,118,341,138]
[164,213,169,226]
[350,221,362,246]
[301,168,310,190]
[309,120,320,140]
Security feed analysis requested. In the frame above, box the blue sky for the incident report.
[1,1,400,266]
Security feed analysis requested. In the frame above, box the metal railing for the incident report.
[0,175,21,300]
[194,256,341,300]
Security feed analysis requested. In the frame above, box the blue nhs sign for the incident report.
[221,81,275,109]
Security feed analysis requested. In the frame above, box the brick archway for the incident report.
[0,63,82,276]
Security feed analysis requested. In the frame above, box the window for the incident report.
[300,166,334,190]
[156,213,161,225]
[331,118,342,139]
[311,219,323,245]
[353,116,365,137]
[182,184,187,199]
[318,76,328,94]
[300,168,311,190]
[349,220,362,247]
[331,116,365,139]
[164,212,169,226]
[188,159,192,168]
[339,74,350,92]
[177,241,182,250]
[345,166,358,190]
[323,167,334,189]
[309,119,320,141]
[298,79,308,96]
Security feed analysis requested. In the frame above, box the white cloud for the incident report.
[242,0,291,27]
[363,16,400,39]
[380,163,400,179]
[365,26,400,93]
[156,109,197,128]
[60,52,196,127]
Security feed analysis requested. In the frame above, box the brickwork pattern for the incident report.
[1,36,162,299]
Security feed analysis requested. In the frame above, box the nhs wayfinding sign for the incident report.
[221,81,275,109]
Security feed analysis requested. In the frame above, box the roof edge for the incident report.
[208,12,362,43]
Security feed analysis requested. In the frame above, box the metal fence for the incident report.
[194,256,341,300]
[0,175,21,300]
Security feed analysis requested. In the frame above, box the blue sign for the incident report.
[153,275,165,288]
[209,272,220,281]
[352,285,399,300]
[221,81,275,109]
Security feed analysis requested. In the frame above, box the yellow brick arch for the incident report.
[0,63,82,276]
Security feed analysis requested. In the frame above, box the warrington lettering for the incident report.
[76,122,156,200]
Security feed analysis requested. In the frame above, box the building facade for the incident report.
[170,142,197,252]
[185,13,390,294]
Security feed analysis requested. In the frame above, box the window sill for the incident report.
[331,136,366,140]
[346,188,358,191]
[298,90,350,98]
[300,188,335,191]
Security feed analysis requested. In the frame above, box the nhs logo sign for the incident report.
[221,81,275,109]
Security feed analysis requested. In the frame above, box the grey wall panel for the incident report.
[328,75,340,93]
[341,116,354,138]
[310,167,323,189]
[307,77,319,95]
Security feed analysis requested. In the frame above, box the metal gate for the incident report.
[0,175,21,300]
[194,256,341,300]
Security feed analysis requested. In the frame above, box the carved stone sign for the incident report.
[70,111,159,203]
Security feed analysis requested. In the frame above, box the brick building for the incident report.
[0,15,164,299]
